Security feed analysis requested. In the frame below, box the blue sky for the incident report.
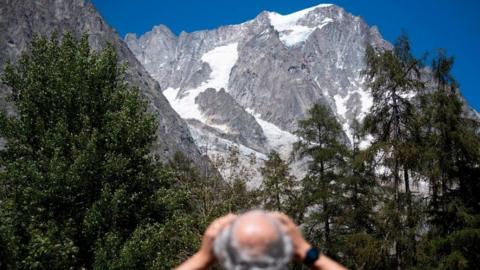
[92,0,479,110]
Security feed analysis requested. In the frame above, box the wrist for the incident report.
[297,241,312,260]
[193,250,213,267]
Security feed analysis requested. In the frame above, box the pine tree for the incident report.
[292,103,348,256]
[259,150,300,218]
[363,33,425,268]
[334,118,393,269]
[343,119,378,233]
[415,50,480,270]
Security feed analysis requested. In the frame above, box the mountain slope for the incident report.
[126,3,477,180]
[125,4,390,177]
[0,0,207,165]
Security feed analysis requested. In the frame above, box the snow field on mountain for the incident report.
[245,108,298,158]
[164,43,239,127]
[200,43,239,91]
[268,4,333,46]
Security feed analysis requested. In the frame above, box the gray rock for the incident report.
[126,4,388,150]
[195,88,267,152]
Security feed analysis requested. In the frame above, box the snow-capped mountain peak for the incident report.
[267,3,334,46]
[125,3,390,181]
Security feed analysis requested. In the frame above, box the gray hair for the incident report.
[213,213,293,270]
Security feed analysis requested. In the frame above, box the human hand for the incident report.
[198,213,237,265]
[269,212,347,270]
[175,213,237,270]
[269,212,311,262]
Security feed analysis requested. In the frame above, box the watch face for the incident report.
[304,247,320,266]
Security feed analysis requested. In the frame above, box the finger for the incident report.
[269,212,294,225]
[268,213,293,233]
[274,220,289,233]
[210,214,237,233]
[218,213,237,227]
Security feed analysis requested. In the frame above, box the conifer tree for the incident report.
[363,33,425,268]
[259,150,300,218]
[415,50,480,269]
[292,103,348,255]
[336,118,391,269]
[342,119,378,233]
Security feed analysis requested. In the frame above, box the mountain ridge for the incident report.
[126,3,477,180]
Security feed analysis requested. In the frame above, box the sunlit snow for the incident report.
[164,43,239,125]
[200,43,239,91]
[332,94,352,143]
[268,4,333,46]
[333,74,373,145]
[246,108,298,158]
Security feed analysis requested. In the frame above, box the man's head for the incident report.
[213,210,292,270]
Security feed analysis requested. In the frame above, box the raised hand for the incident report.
[176,213,237,270]
[269,212,311,261]
[269,212,347,270]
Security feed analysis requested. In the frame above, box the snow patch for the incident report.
[164,43,239,125]
[331,74,373,145]
[201,43,239,91]
[358,88,373,118]
[164,87,203,121]
[334,94,348,117]
[246,108,298,158]
[268,4,333,46]
[333,87,373,145]
[359,134,373,150]
[333,94,352,142]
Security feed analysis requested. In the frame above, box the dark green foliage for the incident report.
[360,34,480,269]
[337,120,392,269]
[292,104,348,255]
[413,50,480,270]
[363,33,427,268]
[0,33,199,269]
[415,199,480,270]
[259,151,300,218]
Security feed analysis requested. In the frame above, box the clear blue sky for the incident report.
[92,0,479,110]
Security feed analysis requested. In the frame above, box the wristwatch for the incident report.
[303,247,321,266]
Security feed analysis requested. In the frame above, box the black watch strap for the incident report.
[303,247,320,266]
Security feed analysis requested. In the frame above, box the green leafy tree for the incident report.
[0,33,196,269]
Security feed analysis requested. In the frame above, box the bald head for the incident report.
[232,211,281,255]
[213,210,293,270]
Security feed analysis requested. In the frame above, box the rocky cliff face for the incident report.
[2,1,475,183]
[0,0,207,165]
[195,88,267,152]
[125,4,392,180]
